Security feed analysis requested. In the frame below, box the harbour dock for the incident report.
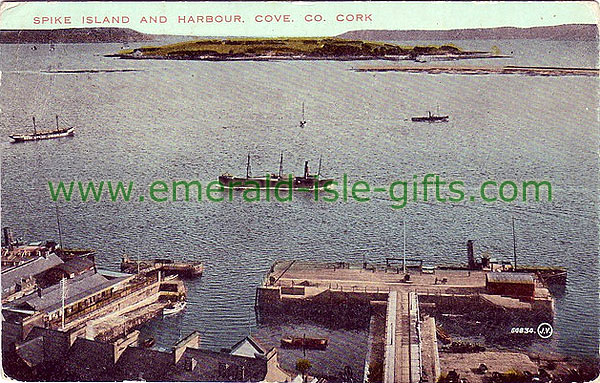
[1,229,295,382]
[121,255,204,277]
[256,260,556,383]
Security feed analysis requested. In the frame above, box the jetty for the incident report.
[256,249,558,383]
[121,255,203,277]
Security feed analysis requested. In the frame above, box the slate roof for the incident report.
[2,253,63,293]
[486,272,534,284]
[52,257,95,275]
[10,272,128,313]
[229,335,268,357]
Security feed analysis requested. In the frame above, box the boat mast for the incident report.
[317,156,322,177]
[55,115,59,130]
[246,153,251,178]
[512,217,517,271]
[300,102,306,128]
[279,152,284,178]
[32,117,37,135]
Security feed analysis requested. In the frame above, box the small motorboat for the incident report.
[163,300,186,316]
[280,336,328,350]
[142,337,156,348]
[411,111,449,122]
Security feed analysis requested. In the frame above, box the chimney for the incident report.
[3,227,14,248]
[113,330,140,363]
[173,331,201,364]
[303,161,309,178]
[467,240,475,269]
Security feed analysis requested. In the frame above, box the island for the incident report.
[108,37,501,61]
[0,27,155,44]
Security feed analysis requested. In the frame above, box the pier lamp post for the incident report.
[403,217,407,275]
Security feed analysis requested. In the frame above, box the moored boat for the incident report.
[219,154,333,190]
[9,116,75,142]
[280,336,328,350]
[411,110,449,122]
[120,255,204,277]
[163,300,186,316]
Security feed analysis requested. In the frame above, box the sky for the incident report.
[0,1,598,37]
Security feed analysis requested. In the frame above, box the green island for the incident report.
[111,37,493,61]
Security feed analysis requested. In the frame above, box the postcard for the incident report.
[0,1,598,382]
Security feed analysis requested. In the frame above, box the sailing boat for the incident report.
[9,115,75,142]
[299,102,306,128]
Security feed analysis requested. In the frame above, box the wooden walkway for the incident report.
[394,292,411,383]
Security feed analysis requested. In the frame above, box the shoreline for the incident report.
[106,53,508,62]
[355,64,599,77]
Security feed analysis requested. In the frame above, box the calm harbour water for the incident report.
[0,39,598,360]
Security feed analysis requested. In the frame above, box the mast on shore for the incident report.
[55,203,63,249]
[512,217,517,271]
[61,277,66,330]
[403,217,407,274]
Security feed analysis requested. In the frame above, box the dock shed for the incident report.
[485,272,535,298]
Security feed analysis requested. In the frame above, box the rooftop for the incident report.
[486,272,534,284]
[9,272,129,313]
[2,253,63,294]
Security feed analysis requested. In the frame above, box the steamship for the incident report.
[411,110,449,122]
[218,154,333,189]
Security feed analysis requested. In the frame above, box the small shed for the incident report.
[485,272,535,298]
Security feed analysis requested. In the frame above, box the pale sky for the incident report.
[0,1,598,37]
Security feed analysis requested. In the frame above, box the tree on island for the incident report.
[296,358,312,383]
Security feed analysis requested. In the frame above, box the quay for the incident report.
[354,64,600,77]
[121,254,204,277]
[256,257,556,383]
[1,228,294,382]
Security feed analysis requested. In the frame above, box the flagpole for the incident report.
[403,217,406,274]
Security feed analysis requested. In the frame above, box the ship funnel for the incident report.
[304,161,309,178]
[467,240,475,269]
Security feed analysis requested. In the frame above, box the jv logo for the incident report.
[537,323,554,339]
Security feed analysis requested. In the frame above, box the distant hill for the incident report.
[0,27,155,43]
[337,24,598,41]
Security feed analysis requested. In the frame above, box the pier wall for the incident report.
[364,301,386,383]
[94,303,163,342]
[418,293,553,322]
[256,286,386,328]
